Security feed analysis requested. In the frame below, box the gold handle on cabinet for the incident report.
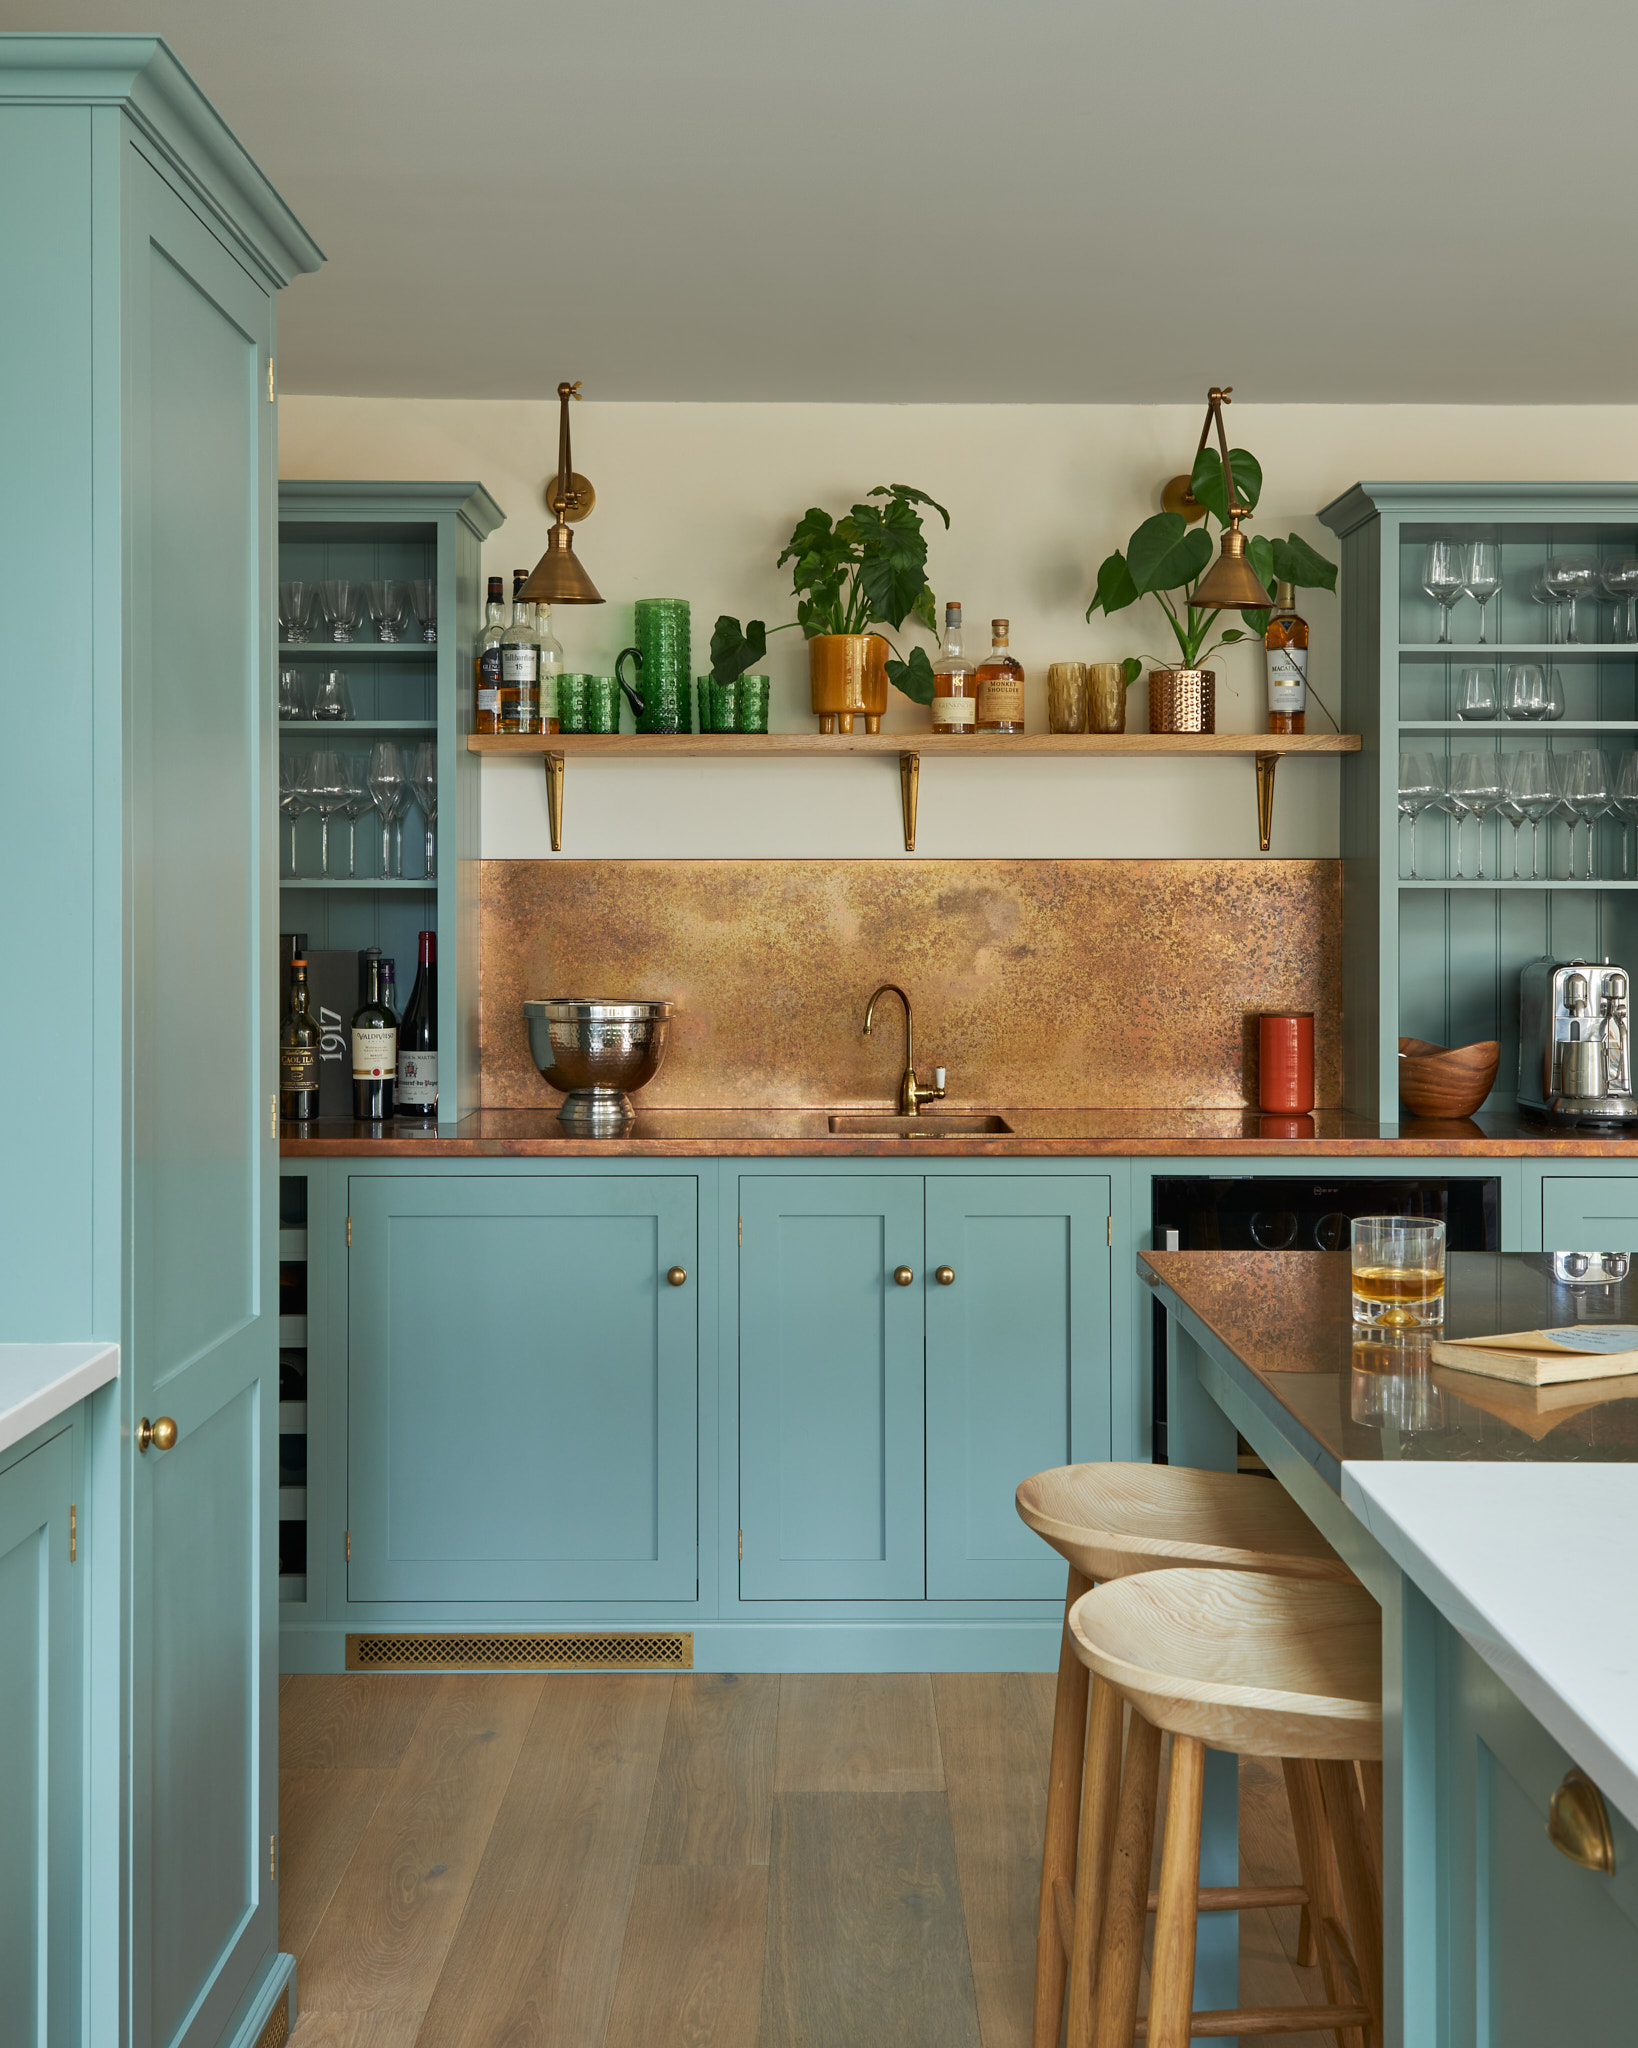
[1547,1768,1615,1873]
[893,1266,914,1286]
[667,1266,687,1287]
[136,1416,178,1454]
[935,1265,955,1286]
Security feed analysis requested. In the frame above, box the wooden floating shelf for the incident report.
[466,730,1360,851]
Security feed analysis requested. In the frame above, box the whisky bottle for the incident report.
[533,600,563,734]
[1265,580,1308,734]
[475,575,506,734]
[500,571,540,733]
[929,601,975,735]
[279,956,320,1121]
[975,618,1025,734]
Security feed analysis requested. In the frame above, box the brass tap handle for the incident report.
[893,1266,914,1286]
[936,1266,956,1285]
[667,1267,687,1287]
[137,1416,178,1454]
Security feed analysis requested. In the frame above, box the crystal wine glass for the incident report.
[1615,752,1638,877]
[279,751,311,876]
[1398,750,1443,880]
[1504,747,1556,880]
[1463,542,1501,645]
[1422,541,1467,645]
[311,668,354,721]
[1529,570,1562,645]
[1603,557,1638,643]
[278,580,317,644]
[342,756,372,878]
[1455,667,1497,720]
[1545,556,1599,645]
[1546,668,1566,721]
[409,578,437,643]
[1448,750,1503,880]
[1502,664,1548,720]
[410,740,438,880]
[367,741,407,879]
[303,749,352,878]
[1556,746,1610,879]
[367,580,411,643]
[320,579,362,644]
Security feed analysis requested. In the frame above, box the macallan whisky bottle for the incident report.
[930,601,975,734]
[475,575,506,734]
[975,618,1025,734]
[1265,580,1308,734]
[500,571,541,733]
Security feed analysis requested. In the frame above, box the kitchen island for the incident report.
[1143,1247,1638,2048]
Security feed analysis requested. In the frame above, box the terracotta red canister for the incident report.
[1259,1013,1315,1114]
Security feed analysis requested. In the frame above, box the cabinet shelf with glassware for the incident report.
[1323,482,1638,1118]
[277,481,503,1120]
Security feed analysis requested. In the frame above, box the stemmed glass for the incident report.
[321,580,362,643]
[1530,571,1562,645]
[1545,556,1599,644]
[409,579,437,644]
[1614,753,1638,877]
[1422,542,1467,645]
[1495,765,1527,877]
[367,741,407,878]
[1556,747,1610,879]
[1603,558,1638,643]
[1504,749,1556,880]
[342,757,372,877]
[367,581,411,643]
[1463,542,1501,644]
[1455,667,1497,719]
[410,741,438,879]
[303,749,352,878]
[1398,751,1443,879]
[1447,750,1503,880]
[279,581,317,644]
[279,752,311,876]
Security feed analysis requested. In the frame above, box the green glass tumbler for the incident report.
[585,675,619,734]
[738,675,770,734]
[557,673,589,733]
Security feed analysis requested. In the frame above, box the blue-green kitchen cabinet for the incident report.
[0,38,321,2048]
[0,1421,81,2048]
[346,1174,699,1602]
[1540,1174,1638,1253]
[736,1170,1111,1602]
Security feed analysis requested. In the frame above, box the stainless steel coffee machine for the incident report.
[1518,956,1638,1124]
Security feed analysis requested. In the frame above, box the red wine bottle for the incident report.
[396,930,438,1118]
[351,950,397,1120]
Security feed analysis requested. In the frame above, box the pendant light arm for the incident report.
[556,381,582,518]
[1207,385,1241,520]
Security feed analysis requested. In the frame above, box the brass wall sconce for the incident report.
[521,380,605,608]
[1160,385,1270,614]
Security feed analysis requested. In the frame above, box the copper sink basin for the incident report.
[826,1113,1013,1137]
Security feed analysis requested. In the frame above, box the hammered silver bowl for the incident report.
[522,998,674,1131]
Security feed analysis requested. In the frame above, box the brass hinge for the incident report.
[1107,1216,1112,1247]
[738,1529,743,1561]
[738,1215,742,1246]
[345,1529,351,1562]
[268,356,276,403]
[269,1832,276,1880]
[69,1504,77,1562]
[270,1094,278,1140]
[346,1216,352,1248]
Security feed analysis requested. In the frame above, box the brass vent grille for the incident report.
[345,1630,693,1672]
[254,1989,289,2048]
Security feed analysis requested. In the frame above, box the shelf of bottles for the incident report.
[277,1175,308,1604]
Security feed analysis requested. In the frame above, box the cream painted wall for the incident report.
[279,401,1638,860]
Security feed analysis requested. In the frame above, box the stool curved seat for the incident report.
[1016,1461,1353,1584]
[1070,1566,1382,1761]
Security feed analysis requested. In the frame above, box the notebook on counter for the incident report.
[1431,1326,1638,1387]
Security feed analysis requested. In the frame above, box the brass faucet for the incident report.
[863,983,946,1116]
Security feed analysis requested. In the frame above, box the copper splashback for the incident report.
[480,860,1341,1111]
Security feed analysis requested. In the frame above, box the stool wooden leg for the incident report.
[1034,1567,1091,2048]
[1319,1761,1384,2048]
[1149,1732,1206,2048]
[1283,1758,1360,2048]
[1065,1676,1123,2048]
[1091,1707,1161,2048]
[1356,1761,1385,1894]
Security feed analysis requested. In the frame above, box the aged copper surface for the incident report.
[479,859,1343,1112]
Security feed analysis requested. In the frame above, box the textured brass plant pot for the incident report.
[1148,667,1216,734]
[809,633,889,734]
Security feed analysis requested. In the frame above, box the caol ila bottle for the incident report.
[351,948,398,1120]
[279,956,321,1122]
[396,930,438,1118]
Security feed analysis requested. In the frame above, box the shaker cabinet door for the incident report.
[925,1176,1111,1599]
[738,1175,926,1599]
[346,1175,699,1602]
[1541,1175,1638,1253]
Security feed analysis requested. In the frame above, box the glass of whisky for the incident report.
[1350,1216,1445,1327]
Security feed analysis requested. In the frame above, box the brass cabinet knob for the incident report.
[893,1266,914,1286]
[667,1266,687,1287]
[1547,1767,1616,1873]
[137,1416,179,1454]
[935,1266,955,1286]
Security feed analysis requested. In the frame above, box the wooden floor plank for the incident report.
[932,1672,1055,2048]
[773,1673,945,1793]
[413,1672,674,2048]
[604,1865,768,2048]
[278,1766,395,1962]
[643,1672,780,1868]
[760,1790,982,2048]
[280,1674,438,1772]
[295,1674,544,2026]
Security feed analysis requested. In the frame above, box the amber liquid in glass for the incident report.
[975,618,1025,734]
[1265,582,1308,735]
[1351,1265,1445,1307]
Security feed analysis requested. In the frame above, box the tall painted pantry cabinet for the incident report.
[0,36,321,2048]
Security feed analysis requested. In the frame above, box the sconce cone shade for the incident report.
[520,523,603,606]
[1193,515,1271,613]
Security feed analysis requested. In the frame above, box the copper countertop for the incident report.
[279,1106,1638,1158]
[1141,1249,1638,1481]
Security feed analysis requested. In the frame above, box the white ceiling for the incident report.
[8,0,1637,403]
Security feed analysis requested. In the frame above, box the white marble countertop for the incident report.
[1344,1462,1638,1827]
[0,1342,119,1457]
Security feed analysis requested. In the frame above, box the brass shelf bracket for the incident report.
[899,752,920,852]
[544,750,565,851]
[1254,751,1278,852]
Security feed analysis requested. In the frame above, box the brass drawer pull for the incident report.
[136,1416,178,1454]
[935,1266,955,1285]
[893,1266,914,1286]
[667,1267,687,1287]
[1547,1768,1615,1873]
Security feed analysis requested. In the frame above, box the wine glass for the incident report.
[279,751,311,876]
[1556,747,1610,879]
[367,580,411,643]
[1422,541,1466,645]
[278,581,317,644]
[367,741,407,878]
[1502,664,1547,720]
[410,741,438,880]
[1544,555,1599,644]
[1546,668,1566,721]
[1398,751,1443,880]
[1503,748,1556,880]
[311,669,354,721]
[409,578,437,644]
[1614,752,1638,876]
[342,756,372,877]
[303,749,352,878]
[320,579,362,643]
[1455,667,1497,720]
[1448,750,1503,880]
[1529,570,1563,645]
[1463,542,1501,644]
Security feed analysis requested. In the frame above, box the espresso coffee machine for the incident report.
[1518,956,1638,1124]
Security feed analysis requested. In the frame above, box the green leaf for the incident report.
[1189,446,1264,524]
[1121,657,1144,685]
[912,584,938,636]
[1271,532,1338,593]
[871,483,951,529]
[1246,532,1277,595]
[885,645,936,704]
[1127,513,1214,596]
[708,614,769,685]
[1087,549,1140,619]
[1240,609,1271,637]
[1219,629,1252,643]
[778,505,842,570]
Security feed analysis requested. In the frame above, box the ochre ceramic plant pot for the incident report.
[1148,666,1216,734]
[1398,1036,1500,1118]
[809,632,889,734]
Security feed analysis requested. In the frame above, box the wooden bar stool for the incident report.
[1070,1567,1383,2048]
[1016,1464,1356,2048]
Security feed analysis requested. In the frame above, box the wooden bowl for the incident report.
[1397,1036,1500,1118]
